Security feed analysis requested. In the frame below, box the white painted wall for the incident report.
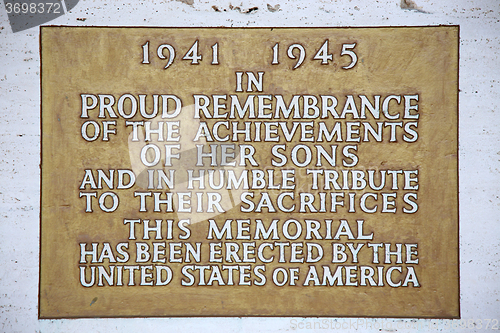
[0,0,498,332]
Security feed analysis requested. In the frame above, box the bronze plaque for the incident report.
[40,27,459,318]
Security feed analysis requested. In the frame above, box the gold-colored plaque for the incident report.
[40,27,459,318]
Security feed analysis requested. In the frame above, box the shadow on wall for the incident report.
[3,0,80,32]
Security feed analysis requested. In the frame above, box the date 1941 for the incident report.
[140,39,358,70]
